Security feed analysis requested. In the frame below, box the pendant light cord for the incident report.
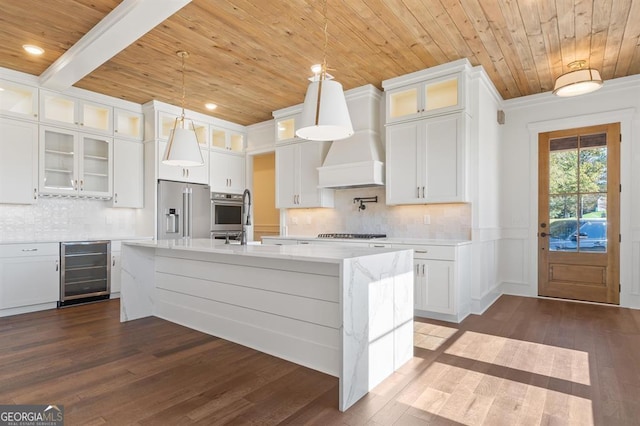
[179,51,188,119]
[321,0,328,80]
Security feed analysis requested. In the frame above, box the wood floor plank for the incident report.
[1,295,639,425]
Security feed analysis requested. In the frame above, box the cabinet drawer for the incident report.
[0,243,59,258]
[395,244,455,261]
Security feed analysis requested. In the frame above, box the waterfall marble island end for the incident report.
[120,238,414,411]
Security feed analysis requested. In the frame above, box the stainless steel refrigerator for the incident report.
[157,180,211,239]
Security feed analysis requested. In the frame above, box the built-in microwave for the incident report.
[211,192,243,236]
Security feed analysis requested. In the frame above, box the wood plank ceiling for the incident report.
[1,0,639,126]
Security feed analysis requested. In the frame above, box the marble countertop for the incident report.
[0,236,153,245]
[262,235,471,246]
[124,238,412,264]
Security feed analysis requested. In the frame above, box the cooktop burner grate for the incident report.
[317,233,387,239]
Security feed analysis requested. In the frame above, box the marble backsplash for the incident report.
[285,187,471,240]
[0,197,140,242]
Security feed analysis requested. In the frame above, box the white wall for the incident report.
[499,74,640,309]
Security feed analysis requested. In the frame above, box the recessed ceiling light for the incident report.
[205,103,217,110]
[310,64,322,74]
[23,44,44,55]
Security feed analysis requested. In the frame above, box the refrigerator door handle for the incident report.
[183,188,192,238]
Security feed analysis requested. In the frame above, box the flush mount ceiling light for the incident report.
[162,51,204,167]
[205,103,217,110]
[553,60,603,97]
[22,44,44,55]
[296,0,353,142]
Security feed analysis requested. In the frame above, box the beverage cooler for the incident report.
[59,241,111,307]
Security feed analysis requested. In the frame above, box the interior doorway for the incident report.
[538,123,620,304]
[252,152,279,242]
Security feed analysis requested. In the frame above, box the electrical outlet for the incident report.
[291,217,298,225]
[423,215,430,225]
[306,216,312,225]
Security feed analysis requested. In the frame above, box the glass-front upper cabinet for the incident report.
[40,126,78,195]
[40,90,113,134]
[39,125,112,197]
[210,126,245,152]
[386,74,462,123]
[276,117,296,141]
[0,80,38,120]
[114,109,143,140]
[158,111,207,148]
[80,135,112,197]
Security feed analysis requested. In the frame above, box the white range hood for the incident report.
[317,129,384,188]
[317,85,384,189]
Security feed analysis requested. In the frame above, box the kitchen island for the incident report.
[120,239,414,411]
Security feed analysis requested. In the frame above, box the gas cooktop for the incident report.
[317,233,387,239]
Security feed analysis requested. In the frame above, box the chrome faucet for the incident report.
[240,188,252,245]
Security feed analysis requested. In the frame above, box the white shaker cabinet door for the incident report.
[386,121,421,205]
[0,118,38,204]
[113,139,143,208]
[0,255,59,309]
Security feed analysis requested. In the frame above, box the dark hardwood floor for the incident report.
[1,295,639,425]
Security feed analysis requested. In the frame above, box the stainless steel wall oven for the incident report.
[211,192,243,237]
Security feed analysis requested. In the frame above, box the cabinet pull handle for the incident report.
[187,169,189,178]
[33,188,37,200]
[114,193,118,203]
[422,264,425,275]
[422,186,425,198]
[21,248,38,252]
[416,187,420,198]
[415,250,428,253]
[74,179,78,190]
[56,261,59,271]
[416,264,420,275]
[80,179,84,191]
[112,256,116,266]
[373,244,385,248]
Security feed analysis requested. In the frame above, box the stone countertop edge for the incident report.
[262,235,471,246]
[0,236,154,245]
[123,238,413,264]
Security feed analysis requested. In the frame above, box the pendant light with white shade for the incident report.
[296,0,353,142]
[162,51,204,167]
[552,60,603,97]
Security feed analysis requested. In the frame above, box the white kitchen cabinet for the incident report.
[114,109,144,140]
[210,127,245,152]
[39,125,113,198]
[414,259,454,314]
[158,111,208,149]
[386,75,462,123]
[113,139,143,208]
[0,80,38,121]
[157,140,209,184]
[395,242,471,322]
[0,118,38,204]
[0,243,60,315]
[40,90,113,135]
[275,116,297,142]
[386,113,465,204]
[210,150,245,194]
[276,141,334,208]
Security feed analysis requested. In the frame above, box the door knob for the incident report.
[540,232,548,237]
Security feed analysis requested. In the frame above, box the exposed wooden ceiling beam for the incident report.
[39,0,191,91]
